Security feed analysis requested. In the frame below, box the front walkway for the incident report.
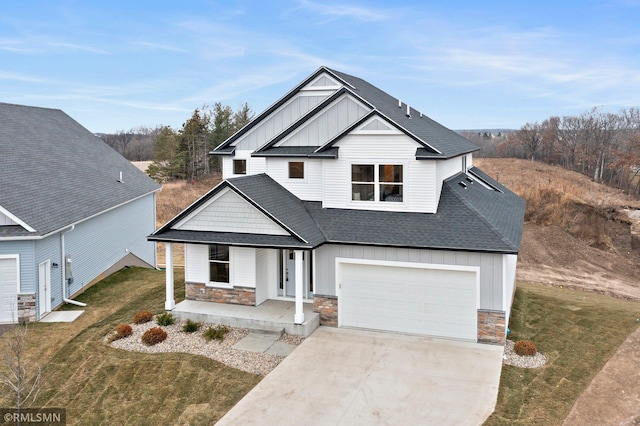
[172,299,319,337]
[217,327,504,425]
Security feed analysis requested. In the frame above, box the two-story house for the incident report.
[149,67,525,344]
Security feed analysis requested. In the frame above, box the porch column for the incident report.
[294,249,304,324]
[165,243,175,310]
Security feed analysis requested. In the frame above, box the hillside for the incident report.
[476,158,640,301]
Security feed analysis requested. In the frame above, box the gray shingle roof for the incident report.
[150,171,525,254]
[213,66,479,159]
[0,103,160,238]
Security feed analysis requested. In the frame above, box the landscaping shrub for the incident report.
[203,325,230,342]
[156,312,175,326]
[133,310,153,324]
[114,323,132,340]
[182,319,201,333]
[514,339,537,356]
[141,327,168,346]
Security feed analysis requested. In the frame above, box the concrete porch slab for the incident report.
[172,299,319,337]
[39,311,84,323]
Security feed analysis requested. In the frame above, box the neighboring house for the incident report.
[149,67,525,344]
[0,103,161,323]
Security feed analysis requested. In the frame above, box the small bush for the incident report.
[133,310,153,324]
[156,312,175,326]
[514,339,537,356]
[182,319,201,333]
[115,323,132,339]
[203,325,230,342]
[141,327,168,346]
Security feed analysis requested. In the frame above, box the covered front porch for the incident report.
[171,299,320,337]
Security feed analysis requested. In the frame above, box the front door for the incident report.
[280,250,312,299]
[38,260,51,318]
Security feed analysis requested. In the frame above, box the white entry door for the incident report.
[38,260,51,318]
[0,256,19,323]
[338,260,478,341]
[281,250,312,299]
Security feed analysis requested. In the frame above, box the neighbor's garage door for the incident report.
[0,257,18,323]
[339,262,478,341]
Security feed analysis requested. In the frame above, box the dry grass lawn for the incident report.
[0,267,260,425]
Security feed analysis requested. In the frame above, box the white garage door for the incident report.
[0,257,19,323]
[339,262,478,341]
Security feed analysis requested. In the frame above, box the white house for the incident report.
[149,67,525,344]
[0,103,160,323]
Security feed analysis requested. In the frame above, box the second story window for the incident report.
[233,159,246,175]
[352,164,403,202]
[289,161,304,179]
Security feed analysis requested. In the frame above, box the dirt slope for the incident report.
[475,158,640,301]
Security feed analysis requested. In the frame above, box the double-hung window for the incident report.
[351,164,403,202]
[209,245,229,284]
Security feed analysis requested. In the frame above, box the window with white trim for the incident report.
[209,245,229,283]
[233,159,246,175]
[351,164,403,202]
[288,161,304,179]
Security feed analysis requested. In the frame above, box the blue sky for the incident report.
[1,1,639,133]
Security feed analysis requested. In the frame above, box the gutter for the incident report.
[60,225,86,307]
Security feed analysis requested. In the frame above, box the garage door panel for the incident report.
[340,262,477,341]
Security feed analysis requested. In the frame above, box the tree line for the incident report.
[100,103,253,182]
[487,107,640,196]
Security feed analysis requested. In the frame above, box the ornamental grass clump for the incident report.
[156,312,175,326]
[133,310,153,324]
[182,319,201,333]
[113,323,132,340]
[202,325,230,342]
[141,327,168,346]
[514,339,537,356]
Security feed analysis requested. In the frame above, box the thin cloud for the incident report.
[128,41,187,53]
[296,0,387,21]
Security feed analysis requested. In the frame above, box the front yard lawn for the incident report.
[0,267,260,425]
[485,281,640,425]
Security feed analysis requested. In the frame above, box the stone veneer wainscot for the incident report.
[185,282,255,306]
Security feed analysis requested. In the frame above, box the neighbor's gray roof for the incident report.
[150,171,524,253]
[214,66,479,159]
[0,103,160,238]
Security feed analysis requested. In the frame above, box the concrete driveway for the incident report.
[217,327,504,425]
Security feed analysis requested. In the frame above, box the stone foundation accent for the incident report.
[185,282,255,306]
[17,293,36,323]
[477,310,506,345]
[313,295,338,327]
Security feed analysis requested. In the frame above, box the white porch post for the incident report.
[294,249,304,324]
[165,243,175,310]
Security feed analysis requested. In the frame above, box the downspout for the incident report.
[61,225,87,307]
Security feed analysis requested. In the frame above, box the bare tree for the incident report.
[515,122,543,161]
[0,308,41,413]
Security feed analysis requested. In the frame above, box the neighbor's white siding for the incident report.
[265,158,324,201]
[176,188,288,236]
[314,244,505,311]
[323,134,438,213]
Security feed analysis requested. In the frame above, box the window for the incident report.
[352,164,403,202]
[289,161,304,179]
[233,159,246,175]
[209,245,229,283]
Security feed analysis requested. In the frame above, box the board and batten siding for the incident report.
[504,254,518,324]
[34,235,63,311]
[323,134,438,213]
[275,95,370,148]
[63,194,156,298]
[0,240,34,294]
[314,244,505,312]
[0,211,18,226]
[265,158,324,201]
[232,93,331,151]
[176,188,289,235]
